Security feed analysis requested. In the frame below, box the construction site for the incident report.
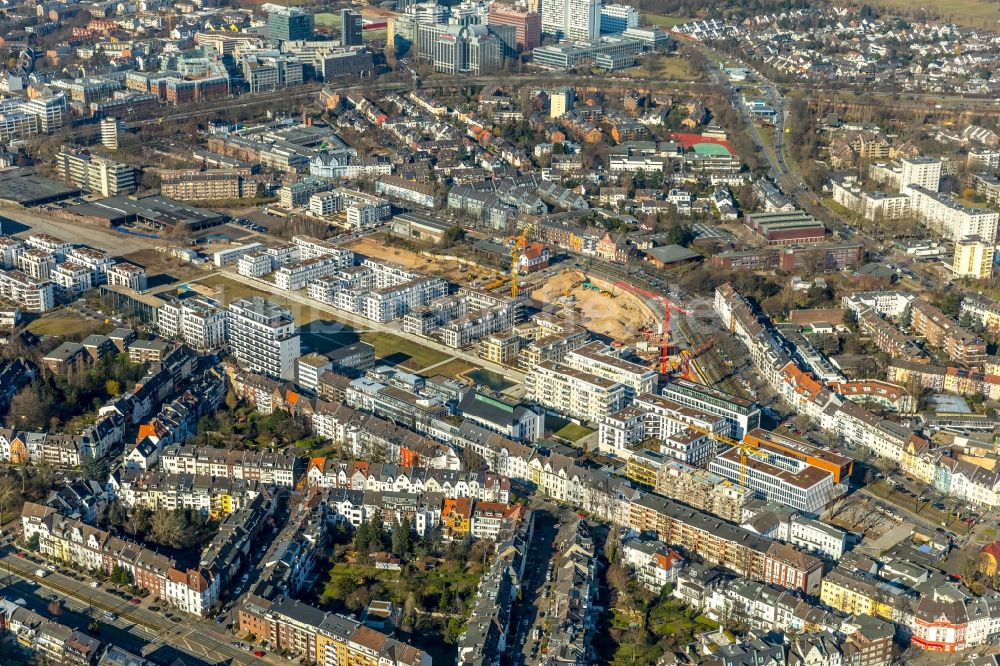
[529,269,653,341]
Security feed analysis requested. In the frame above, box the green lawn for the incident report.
[874,0,1000,27]
[314,12,342,28]
[27,317,110,338]
[641,13,687,28]
[425,358,476,379]
[363,332,451,370]
[554,422,595,442]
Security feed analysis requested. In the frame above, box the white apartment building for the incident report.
[237,251,275,279]
[213,242,264,267]
[526,360,627,424]
[26,234,71,260]
[275,257,347,291]
[54,149,136,196]
[228,297,301,380]
[909,186,999,242]
[788,516,848,561]
[23,94,67,132]
[542,0,600,41]
[291,236,353,263]
[0,270,55,312]
[307,259,448,323]
[309,192,342,217]
[0,236,25,268]
[598,392,728,464]
[862,191,911,221]
[100,116,123,150]
[106,261,147,291]
[17,250,56,280]
[51,261,93,296]
[841,291,918,319]
[338,189,391,230]
[297,353,332,393]
[67,246,115,285]
[563,341,658,401]
[158,297,227,350]
[899,157,942,195]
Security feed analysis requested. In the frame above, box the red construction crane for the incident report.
[609,280,692,376]
[659,298,692,375]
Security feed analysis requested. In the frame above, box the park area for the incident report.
[531,270,653,340]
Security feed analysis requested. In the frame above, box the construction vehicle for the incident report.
[678,337,715,382]
[658,299,692,376]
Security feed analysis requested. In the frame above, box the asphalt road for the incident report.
[0,549,272,666]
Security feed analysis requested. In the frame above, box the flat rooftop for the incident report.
[68,195,226,230]
[0,169,81,207]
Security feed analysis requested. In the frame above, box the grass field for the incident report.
[27,316,109,338]
[641,12,687,28]
[875,0,1000,27]
[425,358,476,379]
[314,12,342,28]
[554,422,595,442]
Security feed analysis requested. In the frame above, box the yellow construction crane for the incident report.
[661,416,765,487]
[510,229,528,298]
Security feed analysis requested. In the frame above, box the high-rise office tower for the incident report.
[267,5,314,43]
[341,9,363,46]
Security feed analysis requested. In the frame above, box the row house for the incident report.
[111,471,269,519]
[159,444,302,487]
[238,595,429,666]
[21,502,220,617]
[304,458,510,502]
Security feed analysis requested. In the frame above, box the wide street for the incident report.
[0,547,274,666]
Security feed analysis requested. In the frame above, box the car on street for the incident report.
[253,650,266,658]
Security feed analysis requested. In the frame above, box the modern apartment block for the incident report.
[306,259,448,323]
[54,147,136,196]
[228,297,301,380]
[157,296,227,350]
[67,246,115,285]
[908,185,999,242]
[661,378,762,439]
[106,261,147,291]
[402,287,520,349]
[525,359,627,423]
[599,393,728,464]
[0,269,55,312]
[562,341,658,400]
[541,0,600,41]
